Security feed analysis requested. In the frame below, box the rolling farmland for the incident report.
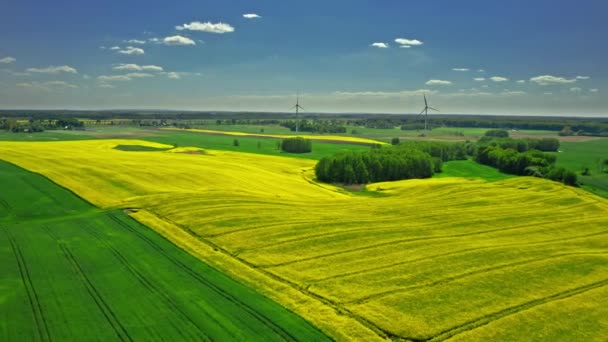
[1,139,608,340]
[0,160,329,341]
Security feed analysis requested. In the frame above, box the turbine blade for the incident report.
[419,108,426,115]
[424,94,428,107]
[298,105,305,110]
[290,105,297,110]
[428,107,439,112]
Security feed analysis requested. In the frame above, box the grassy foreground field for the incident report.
[1,139,608,340]
[0,160,329,341]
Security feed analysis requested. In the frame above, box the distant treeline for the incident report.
[315,141,467,184]
[0,118,84,133]
[280,120,346,133]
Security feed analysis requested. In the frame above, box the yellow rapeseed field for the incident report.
[161,127,388,145]
[1,139,607,340]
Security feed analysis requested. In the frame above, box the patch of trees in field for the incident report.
[475,132,576,186]
[281,137,312,153]
[315,142,467,184]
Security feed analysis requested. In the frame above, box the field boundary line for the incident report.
[130,209,385,341]
[106,212,300,342]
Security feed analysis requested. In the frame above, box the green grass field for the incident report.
[435,159,515,181]
[554,139,608,198]
[0,160,329,341]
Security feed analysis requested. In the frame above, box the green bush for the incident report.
[281,137,312,153]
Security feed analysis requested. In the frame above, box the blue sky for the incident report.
[1,0,607,116]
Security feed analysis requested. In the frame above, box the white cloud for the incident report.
[110,46,121,50]
[98,83,115,89]
[425,79,452,86]
[118,46,145,55]
[543,92,553,95]
[501,91,526,96]
[0,57,16,64]
[142,65,163,72]
[16,81,77,89]
[371,42,389,48]
[516,80,526,84]
[394,38,423,46]
[399,45,411,48]
[570,87,582,92]
[97,75,132,82]
[243,13,261,19]
[589,88,599,93]
[163,35,196,46]
[99,46,106,50]
[176,21,235,33]
[45,80,78,88]
[529,75,577,85]
[333,89,436,97]
[473,77,485,81]
[576,75,590,80]
[481,84,489,88]
[166,72,181,79]
[113,64,164,72]
[83,74,90,79]
[452,68,469,72]
[490,76,508,82]
[477,69,485,73]
[26,65,78,74]
[125,72,153,78]
[148,38,160,43]
[124,39,146,44]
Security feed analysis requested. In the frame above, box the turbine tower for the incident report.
[291,94,304,133]
[419,93,439,135]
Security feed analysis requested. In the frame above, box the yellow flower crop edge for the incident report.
[161,127,388,145]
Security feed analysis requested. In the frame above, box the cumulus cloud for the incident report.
[97,75,132,82]
[113,64,164,72]
[118,46,145,55]
[529,75,577,85]
[16,81,77,89]
[473,77,486,81]
[425,79,452,86]
[570,87,582,92]
[0,57,16,64]
[110,46,121,50]
[166,72,181,79]
[501,91,526,96]
[27,65,78,74]
[124,39,146,44]
[490,76,508,82]
[589,88,599,93]
[394,38,423,46]
[477,69,485,73]
[452,68,469,72]
[125,72,153,78]
[576,75,590,80]
[176,21,235,33]
[371,42,389,48]
[243,13,261,19]
[163,35,196,46]
[516,80,526,84]
[333,89,436,97]
[98,83,115,89]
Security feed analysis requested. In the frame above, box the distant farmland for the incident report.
[0,160,329,341]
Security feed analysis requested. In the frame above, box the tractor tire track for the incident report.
[260,214,604,268]
[3,227,52,342]
[425,278,608,341]
[349,251,608,304]
[57,242,133,342]
[81,224,213,341]
[310,228,608,284]
[107,213,300,341]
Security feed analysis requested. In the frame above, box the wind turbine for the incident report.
[291,94,304,133]
[418,93,439,134]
